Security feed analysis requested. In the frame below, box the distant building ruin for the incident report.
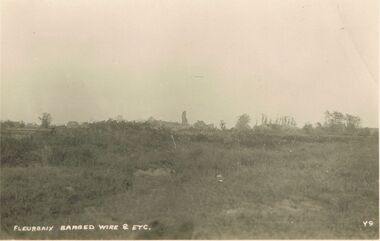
[182,111,188,125]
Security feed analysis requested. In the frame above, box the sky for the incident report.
[1,0,378,127]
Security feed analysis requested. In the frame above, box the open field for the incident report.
[0,122,378,239]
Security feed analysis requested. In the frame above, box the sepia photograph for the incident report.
[0,0,378,239]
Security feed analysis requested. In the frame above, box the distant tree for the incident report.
[194,120,208,129]
[290,117,297,127]
[324,110,361,133]
[267,115,297,128]
[324,111,333,127]
[39,113,52,128]
[345,114,361,131]
[261,114,268,125]
[324,111,345,132]
[332,112,345,126]
[220,120,226,130]
[303,123,313,134]
[66,121,79,128]
[235,114,251,130]
[0,120,25,128]
[147,117,158,126]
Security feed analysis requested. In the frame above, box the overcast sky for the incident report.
[1,0,378,127]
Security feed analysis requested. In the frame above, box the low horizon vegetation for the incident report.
[1,110,375,131]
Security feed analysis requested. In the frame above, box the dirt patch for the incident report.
[134,168,173,177]
[274,199,300,213]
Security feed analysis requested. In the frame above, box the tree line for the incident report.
[0,110,372,136]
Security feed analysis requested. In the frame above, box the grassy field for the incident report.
[0,122,378,239]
